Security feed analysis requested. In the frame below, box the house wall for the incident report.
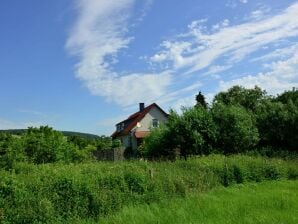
[136,106,168,132]
[119,135,131,149]
[117,106,168,150]
[132,135,138,150]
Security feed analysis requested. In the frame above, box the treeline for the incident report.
[0,126,119,169]
[0,129,101,140]
[141,86,298,159]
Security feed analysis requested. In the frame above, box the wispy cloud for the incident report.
[67,1,298,110]
[251,43,298,62]
[66,0,171,107]
[150,3,298,75]
[219,51,298,95]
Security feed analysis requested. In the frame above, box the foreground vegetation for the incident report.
[0,155,297,223]
[100,180,298,224]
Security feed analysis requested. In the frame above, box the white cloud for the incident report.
[67,0,171,107]
[67,1,298,109]
[251,43,298,62]
[151,3,298,75]
[249,10,265,20]
[202,65,232,77]
[219,52,298,95]
[246,5,271,21]
[212,19,230,31]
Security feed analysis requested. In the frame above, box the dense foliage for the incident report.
[0,126,119,169]
[212,104,259,154]
[0,155,297,223]
[142,86,298,158]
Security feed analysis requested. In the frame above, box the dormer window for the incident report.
[152,119,159,128]
[116,124,121,132]
[121,122,125,130]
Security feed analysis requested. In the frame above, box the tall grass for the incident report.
[0,155,297,223]
[100,180,298,224]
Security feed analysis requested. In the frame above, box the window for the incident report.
[116,124,121,132]
[152,119,159,128]
[121,123,125,130]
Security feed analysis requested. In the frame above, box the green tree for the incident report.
[141,124,174,158]
[0,133,26,169]
[21,126,94,164]
[213,85,266,112]
[275,87,298,105]
[172,107,217,158]
[212,104,259,154]
[144,106,217,159]
[256,99,298,152]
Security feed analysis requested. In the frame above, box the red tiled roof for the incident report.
[135,131,150,138]
[111,103,168,138]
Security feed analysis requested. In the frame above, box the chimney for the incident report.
[139,103,145,112]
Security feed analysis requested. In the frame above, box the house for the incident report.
[111,103,168,150]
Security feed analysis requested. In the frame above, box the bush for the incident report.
[0,155,296,223]
[141,125,174,158]
[212,104,259,154]
[142,107,217,159]
[0,126,96,169]
[256,100,298,152]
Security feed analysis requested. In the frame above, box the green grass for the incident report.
[0,154,297,223]
[100,180,298,224]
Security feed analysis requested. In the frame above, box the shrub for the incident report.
[0,155,296,223]
[212,104,259,154]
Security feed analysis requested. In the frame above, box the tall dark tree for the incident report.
[195,91,208,109]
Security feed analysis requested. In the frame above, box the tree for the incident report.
[212,104,259,154]
[213,85,266,112]
[146,107,217,159]
[21,126,94,164]
[0,133,26,169]
[256,99,298,152]
[195,91,208,109]
[275,87,298,105]
[141,124,175,159]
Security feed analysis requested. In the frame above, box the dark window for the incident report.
[152,119,159,128]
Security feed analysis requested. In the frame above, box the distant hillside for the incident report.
[0,129,102,140]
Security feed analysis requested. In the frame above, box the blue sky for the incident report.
[0,0,298,135]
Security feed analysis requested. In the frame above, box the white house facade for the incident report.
[111,103,168,150]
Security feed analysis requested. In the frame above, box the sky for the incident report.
[0,0,298,135]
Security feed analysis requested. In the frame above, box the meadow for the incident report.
[100,180,298,224]
[0,154,297,223]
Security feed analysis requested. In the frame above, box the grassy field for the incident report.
[0,155,297,223]
[100,180,298,224]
